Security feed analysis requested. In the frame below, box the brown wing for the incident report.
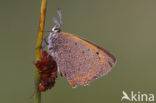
[48,32,116,87]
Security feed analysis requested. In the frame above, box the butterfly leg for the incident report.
[43,38,49,45]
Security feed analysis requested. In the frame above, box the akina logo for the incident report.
[121,91,154,102]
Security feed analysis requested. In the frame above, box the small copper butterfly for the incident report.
[47,8,116,88]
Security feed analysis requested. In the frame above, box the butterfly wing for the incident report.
[48,32,116,87]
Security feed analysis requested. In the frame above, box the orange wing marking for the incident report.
[70,68,96,87]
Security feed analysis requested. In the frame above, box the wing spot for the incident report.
[96,52,99,55]
[75,42,77,45]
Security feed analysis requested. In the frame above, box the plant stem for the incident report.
[34,0,47,103]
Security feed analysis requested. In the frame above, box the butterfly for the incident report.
[47,8,116,88]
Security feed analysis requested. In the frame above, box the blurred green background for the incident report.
[0,0,156,103]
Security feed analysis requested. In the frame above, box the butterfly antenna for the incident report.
[57,8,62,26]
[53,17,60,27]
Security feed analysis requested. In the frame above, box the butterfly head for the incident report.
[52,25,61,33]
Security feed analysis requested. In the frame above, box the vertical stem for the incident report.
[34,0,47,103]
